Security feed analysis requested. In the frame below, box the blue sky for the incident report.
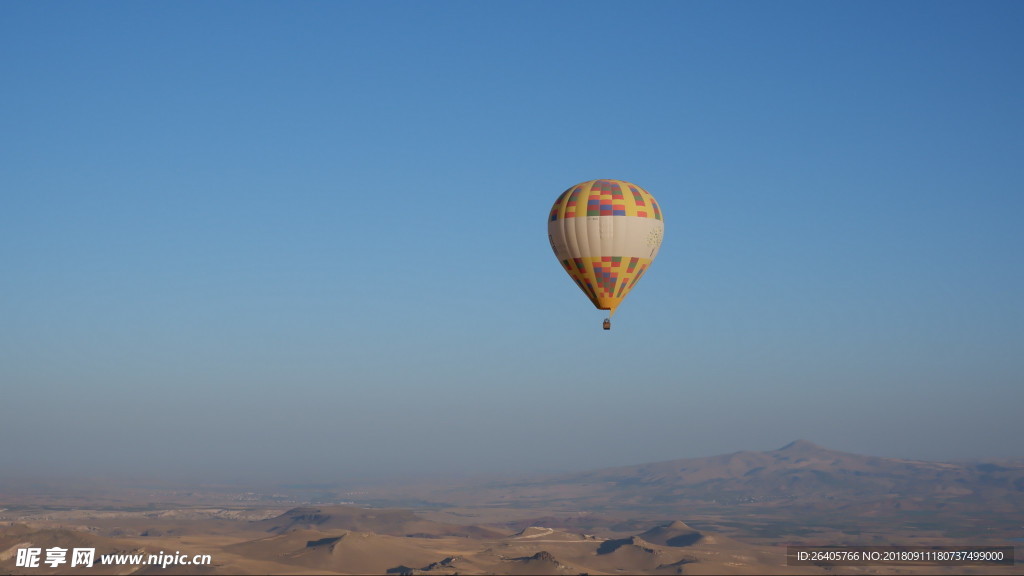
[2,1,1022,484]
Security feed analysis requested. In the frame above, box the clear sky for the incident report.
[2,1,1022,485]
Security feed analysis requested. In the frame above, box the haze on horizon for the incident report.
[2,1,1022,486]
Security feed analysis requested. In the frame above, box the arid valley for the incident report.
[6,0,1024,572]
[2,441,1020,574]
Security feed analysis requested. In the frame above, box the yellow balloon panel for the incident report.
[548,179,664,316]
[548,179,663,222]
[557,256,655,311]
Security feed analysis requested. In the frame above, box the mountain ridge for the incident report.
[414,440,1024,539]
[545,440,1021,500]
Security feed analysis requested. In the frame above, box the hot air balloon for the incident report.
[548,179,664,330]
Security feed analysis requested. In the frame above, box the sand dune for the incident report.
[637,520,704,547]
[497,550,578,575]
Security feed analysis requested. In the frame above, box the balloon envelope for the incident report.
[548,179,664,316]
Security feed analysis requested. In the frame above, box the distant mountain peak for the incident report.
[777,439,827,452]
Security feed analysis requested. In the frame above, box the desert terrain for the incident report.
[2,441,1020,575]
